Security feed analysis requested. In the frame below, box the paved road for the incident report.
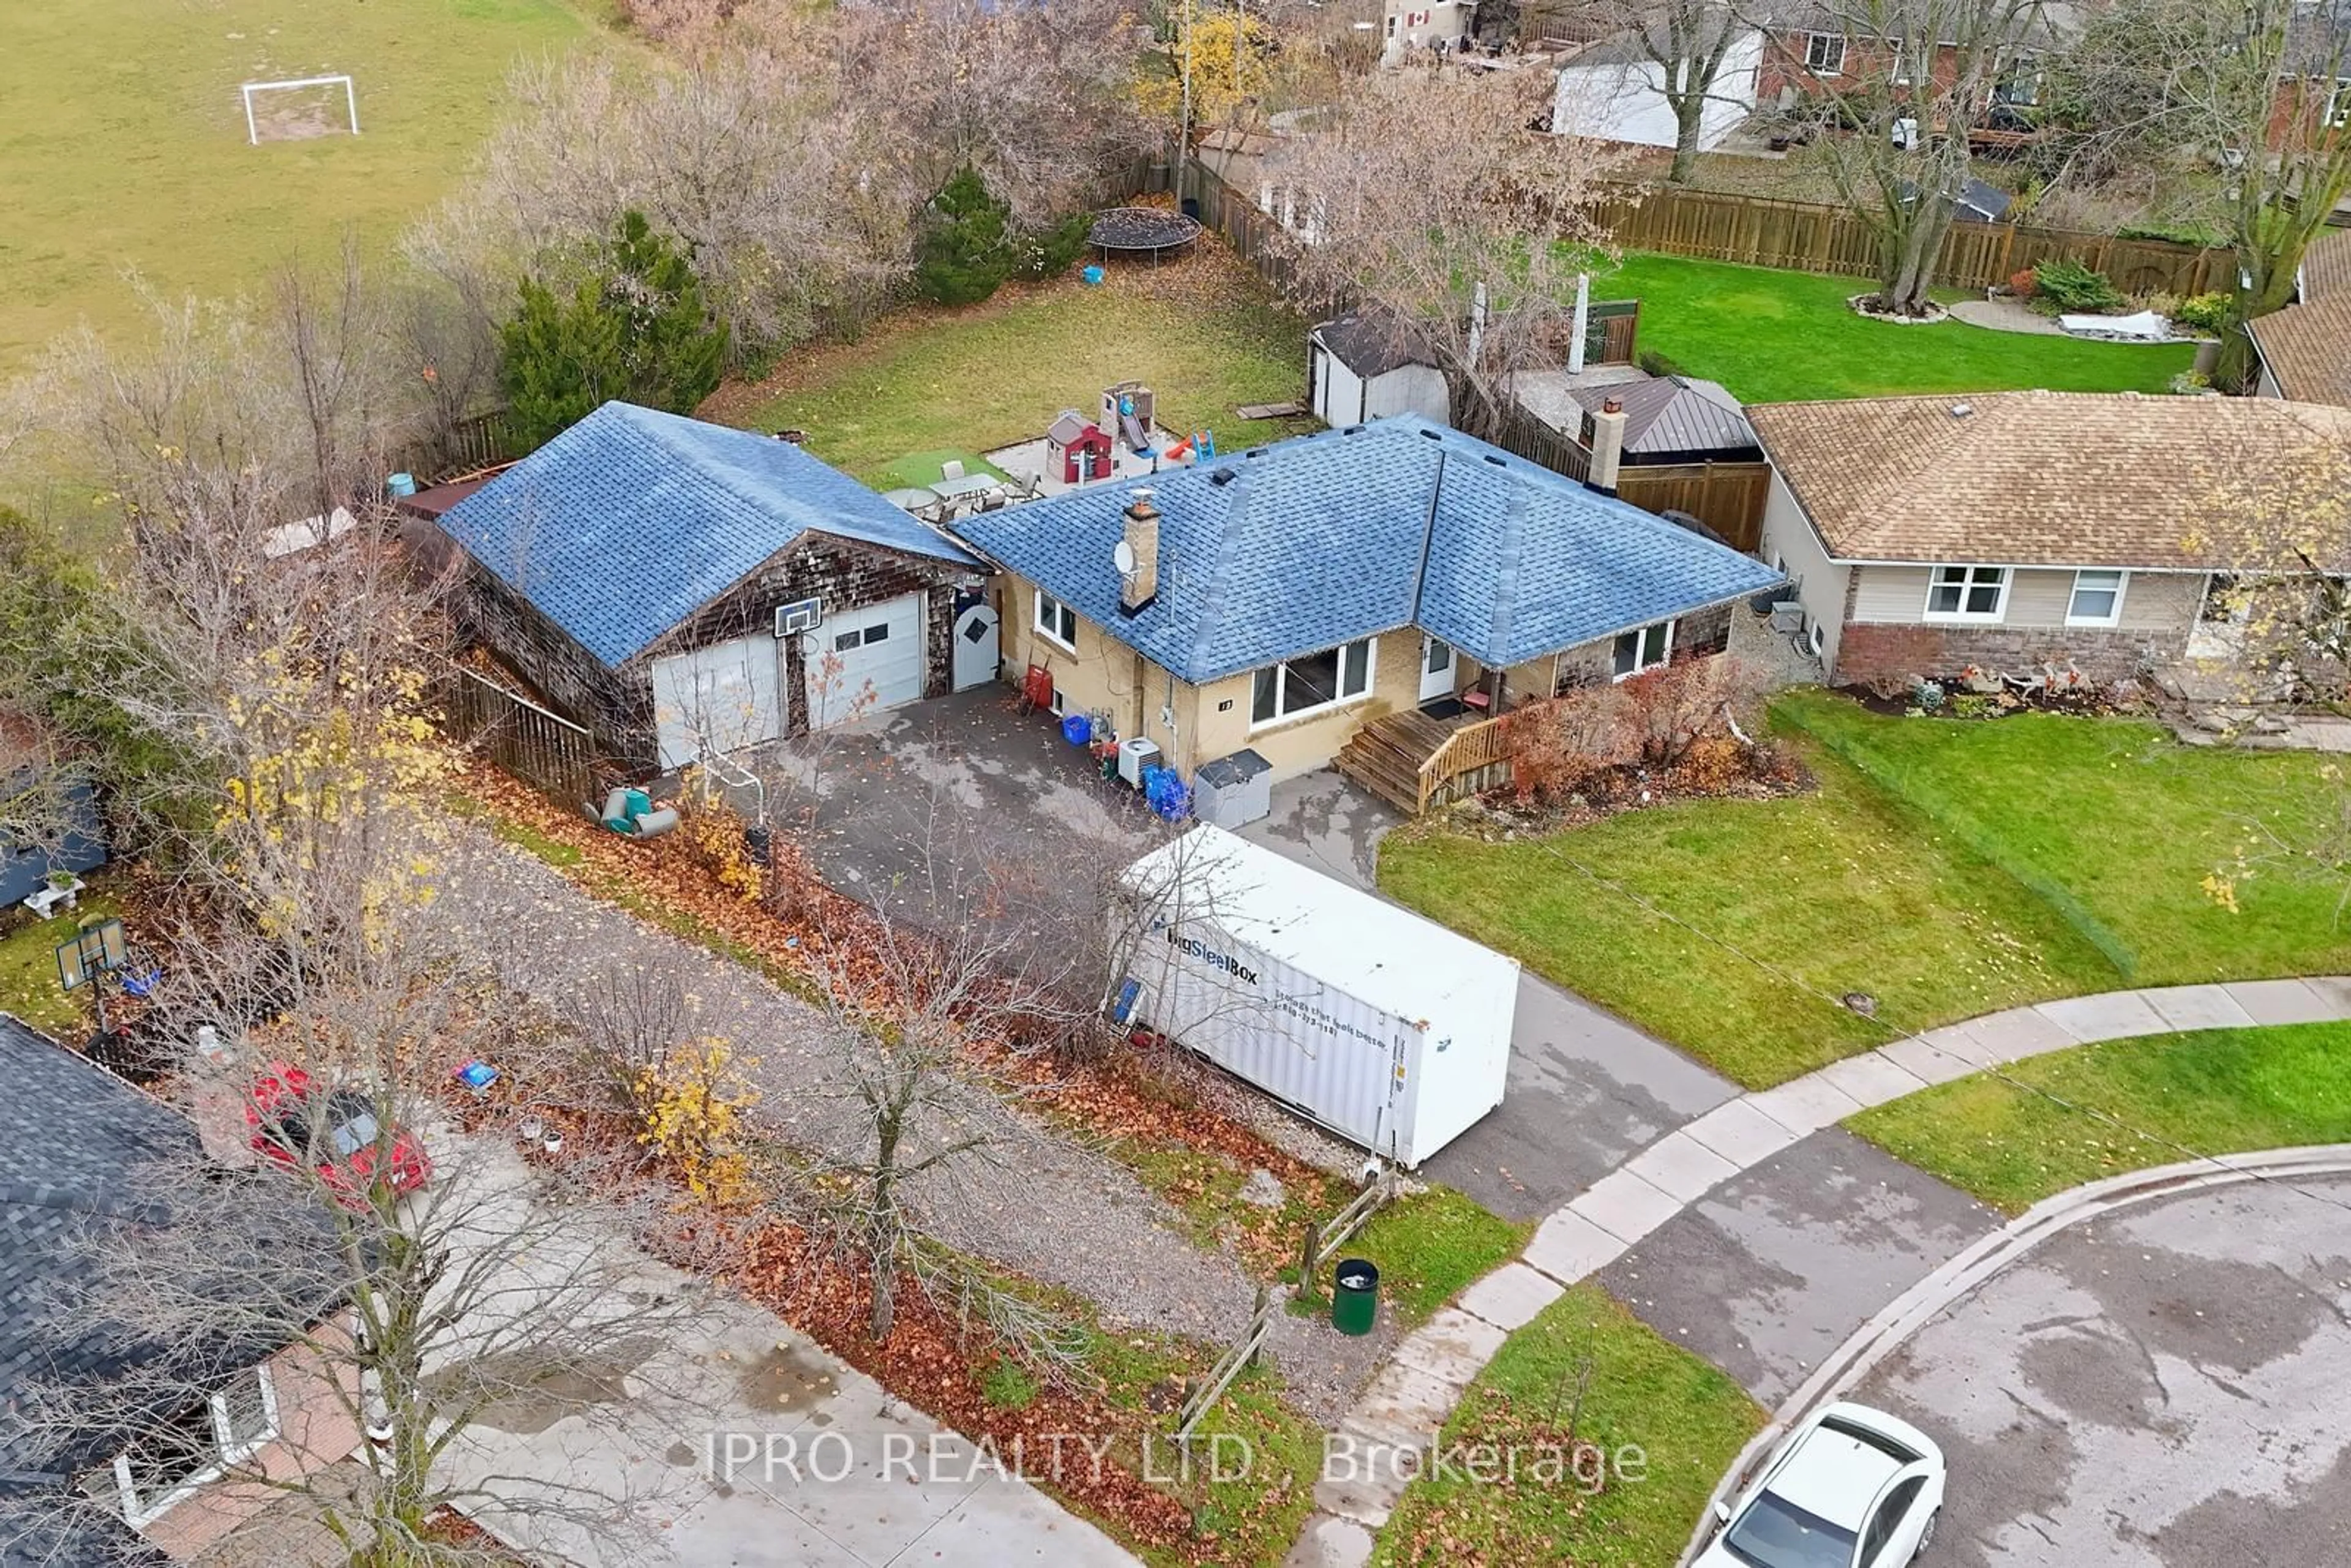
[1853,1174,2351,1567]
[1599,1128,2000,1405]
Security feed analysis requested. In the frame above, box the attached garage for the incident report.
[421,401,984,775]
[650,634,784,771]
[805,593,925,729]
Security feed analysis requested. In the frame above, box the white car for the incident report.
[1697,1401,1945,1568]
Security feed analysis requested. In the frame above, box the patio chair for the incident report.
[940,459,966,481]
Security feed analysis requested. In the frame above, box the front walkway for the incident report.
[1285,976,2351,1567]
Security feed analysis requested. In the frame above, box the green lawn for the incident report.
[0,895,122,1035]
[0,0,604,369]
[1597,253,2196,403]
[1381,692,2351,1087]
[1325,1188,1532,1328]
[716,258,1318,484]
[1374,1283,1764,1568]
[1850,1021,2351,1213]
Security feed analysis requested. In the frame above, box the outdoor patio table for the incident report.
[929,473,1001,505]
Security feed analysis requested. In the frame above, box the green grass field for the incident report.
[1374,1283,1764,1567]
[1850,1022,2351,1212]
[1382,692,2351,1087]
[714,255,1317,484]
[0,0,604,370]
[1597,253,2197,403]
[0,894,123,1035]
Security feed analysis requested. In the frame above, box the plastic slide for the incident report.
[1120,411,1150,454]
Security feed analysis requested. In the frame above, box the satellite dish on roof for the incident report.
[1113,539,1138,576]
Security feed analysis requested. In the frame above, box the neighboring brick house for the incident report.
[951,415,1781,803]
[1750,390,2351,689]
[0,1015,360,1565]
[410,402,986,774]
[1753,1,2068,122]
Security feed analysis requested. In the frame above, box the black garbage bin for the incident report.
[1182,197,1202,221]
[1331,1258,1379,1336]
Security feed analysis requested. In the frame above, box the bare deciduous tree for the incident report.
[1558,1,1755,181]
[1263,62,1627,435]
[1779,0,2053,315]
[4,962,714,1568]
[2047,0,2350,388]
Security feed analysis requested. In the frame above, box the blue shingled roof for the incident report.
[953,416,1781,682]
[437,403,981,668]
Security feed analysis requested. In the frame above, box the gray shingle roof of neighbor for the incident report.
[1566,375,1760,459]
[0,1016,201,1471]
[436,402,983,669]
[952,416,1783,683]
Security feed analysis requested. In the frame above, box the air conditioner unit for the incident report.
[773,597,823,637]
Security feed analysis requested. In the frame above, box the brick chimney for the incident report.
[1119,489,1160,617]
[1585,397,1627,497]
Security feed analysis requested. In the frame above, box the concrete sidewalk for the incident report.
[1284,976,2351,1566]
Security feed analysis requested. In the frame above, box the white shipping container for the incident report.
[1115,825,1518,1168]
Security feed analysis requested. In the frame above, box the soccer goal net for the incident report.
[241,75,359,145]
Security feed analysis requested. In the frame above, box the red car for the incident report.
[246,1063,432,1199]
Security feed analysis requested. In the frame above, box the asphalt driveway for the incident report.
[776,693,1746,1223]
[1852,1174,2351,1567]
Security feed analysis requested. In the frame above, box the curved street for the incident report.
[1853,1171,2351,1567]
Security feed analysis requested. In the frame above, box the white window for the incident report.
[2066,568,2128,626]
[1034,589,1078,652]
[114,1367,280,1526]
[1611,620,1674,680]
[1888,36,1911,83]
[1804,32,1846,73]
[1924,565,2009,622]
[1251,638,1374,727]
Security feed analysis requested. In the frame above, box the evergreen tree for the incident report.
[913,167,1016,307]
[500,211,728,449]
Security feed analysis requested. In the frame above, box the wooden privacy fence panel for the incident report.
[1617,461,1771,552]
[1591,184,2227,298]
[446,667,597,808]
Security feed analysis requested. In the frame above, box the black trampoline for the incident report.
[1087,206,1204,264]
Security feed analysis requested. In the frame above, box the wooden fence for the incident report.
[1619,461,1772,552]
[1419,713,1519,813]
[445,666,598,808]
[1589,184,2229,298]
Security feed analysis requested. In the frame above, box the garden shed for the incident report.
[419,402,985,774]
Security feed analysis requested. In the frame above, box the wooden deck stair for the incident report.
[1335,708,1463,814]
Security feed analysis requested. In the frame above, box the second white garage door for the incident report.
[806,593,924,729]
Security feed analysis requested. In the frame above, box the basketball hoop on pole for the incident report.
[55,917,129,1036]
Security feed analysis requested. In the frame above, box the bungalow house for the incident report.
[949,416,1781,808]
[2249,292,2351,408]
[1549,17,1764,153]
[1381,0,1478,64]
[1749,390,2351,688]
[0,1015,359,1564]
[413,402,986,773]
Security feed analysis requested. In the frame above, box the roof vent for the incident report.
[1343,424,1367,435]
[1949,402,1973,419]
[1209,466,1239,487]
[1418,427,1444,441]
[1245,446,1269,459]
[1482,453,1509,467]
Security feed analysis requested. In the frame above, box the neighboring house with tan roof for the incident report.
[1749,390,2351,689]
[2249,293,2351,408]
[2301,227,2351,303]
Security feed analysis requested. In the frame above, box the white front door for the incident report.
[805,593,925,729]
[651,636,782,771]
[951,593,1000,692]
[1419,635,1457,702]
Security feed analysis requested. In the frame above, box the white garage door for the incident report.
[806,593,924,729]
[650,634,782,771]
